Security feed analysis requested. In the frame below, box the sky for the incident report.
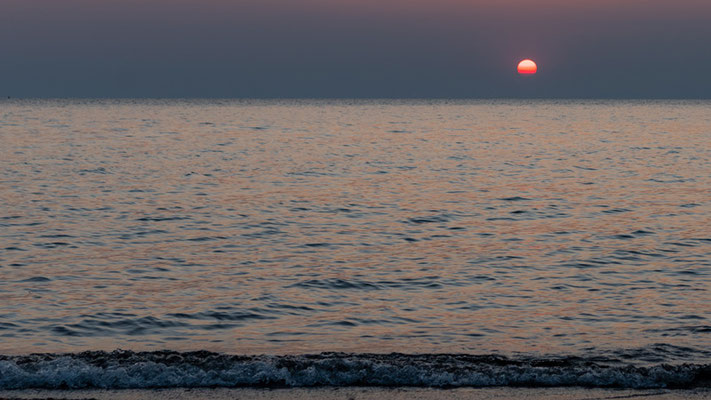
[2,0,711,98]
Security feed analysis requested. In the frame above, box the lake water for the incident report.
[0,99,710,389]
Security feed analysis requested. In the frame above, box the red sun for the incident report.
[517,59,537,75]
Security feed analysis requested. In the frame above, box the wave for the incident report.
[0,350,710,390]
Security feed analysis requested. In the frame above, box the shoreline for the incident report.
[2,387,711,400]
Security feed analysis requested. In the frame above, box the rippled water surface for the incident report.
[1,99,710,360]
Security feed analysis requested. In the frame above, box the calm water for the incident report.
[1,100,710,368]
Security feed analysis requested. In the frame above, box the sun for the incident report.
[517,59,537,75]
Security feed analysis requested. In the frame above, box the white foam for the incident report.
[0,351,708,389]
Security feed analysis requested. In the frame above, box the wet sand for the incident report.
[2,388,711,400]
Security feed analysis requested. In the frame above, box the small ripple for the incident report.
[290,278,381,291]
[289,277,442,291]
[77,167,110,175]
[18,276,52,283]
[0,322,19,330]
[498,196,532,201]
[405,214,451,224]
[136,216,191,222]
[185,236,227,242]
[32,242,71,248]
[169,311,275,321]
[601,208,632,214]
[50,316,191,337]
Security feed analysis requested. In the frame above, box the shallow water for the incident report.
[1,99,710,364]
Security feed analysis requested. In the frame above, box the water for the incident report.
[1,99,710,389]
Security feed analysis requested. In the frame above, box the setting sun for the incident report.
[517,59,537,75]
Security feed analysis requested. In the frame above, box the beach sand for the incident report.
[2,388,710,400]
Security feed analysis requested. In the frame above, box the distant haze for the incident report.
[2,0,710,98]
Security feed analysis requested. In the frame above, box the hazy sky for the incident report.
[2,0,710,98]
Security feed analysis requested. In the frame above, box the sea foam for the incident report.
[0,351,709,390]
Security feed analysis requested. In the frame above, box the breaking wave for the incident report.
[1,350,710,390]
